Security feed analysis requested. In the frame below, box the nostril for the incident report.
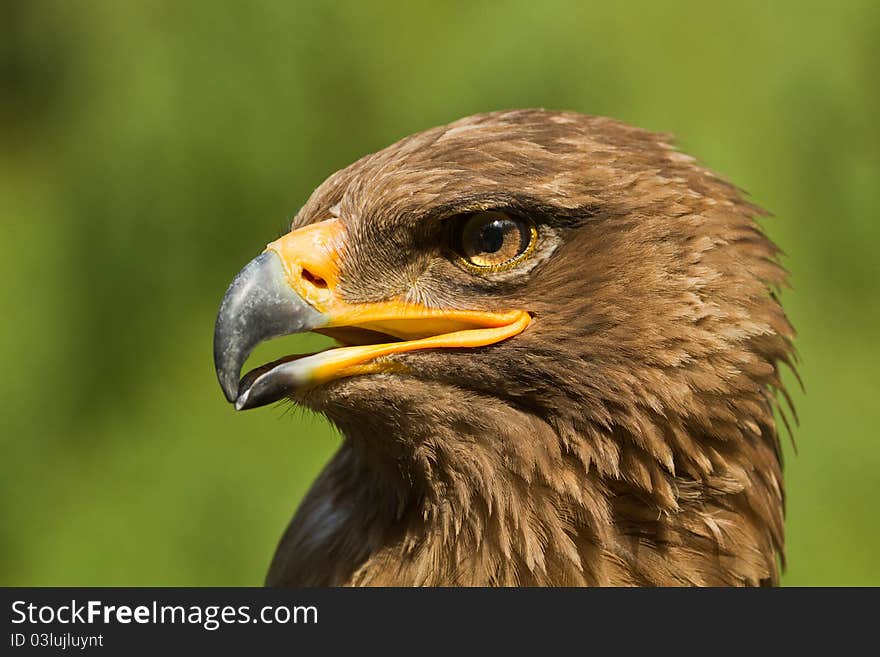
[301,267,328,289]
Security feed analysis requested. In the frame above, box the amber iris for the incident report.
[454,211,537,271]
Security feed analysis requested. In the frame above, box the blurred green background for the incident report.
[1,1,877,586]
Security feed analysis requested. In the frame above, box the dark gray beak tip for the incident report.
[215,364,240,404]
[213,251,325,409]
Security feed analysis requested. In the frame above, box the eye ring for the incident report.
[450,211,538,273]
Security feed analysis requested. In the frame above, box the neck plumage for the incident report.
[266,386,784,586]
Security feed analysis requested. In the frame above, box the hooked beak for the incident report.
[213,218,530,410]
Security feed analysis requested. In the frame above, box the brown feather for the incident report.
[265,110,796,587]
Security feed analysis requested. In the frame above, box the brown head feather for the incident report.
[265,110,796,586]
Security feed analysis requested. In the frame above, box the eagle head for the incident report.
[214,110,795,586]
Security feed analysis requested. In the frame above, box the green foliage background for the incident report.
[1,1,877,586]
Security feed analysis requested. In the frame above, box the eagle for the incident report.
[213,109,796,586]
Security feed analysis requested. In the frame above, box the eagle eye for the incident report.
[452,211,537,272]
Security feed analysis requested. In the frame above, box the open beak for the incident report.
[213,218,531,410]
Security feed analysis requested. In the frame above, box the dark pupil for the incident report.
[478,219,508,253]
